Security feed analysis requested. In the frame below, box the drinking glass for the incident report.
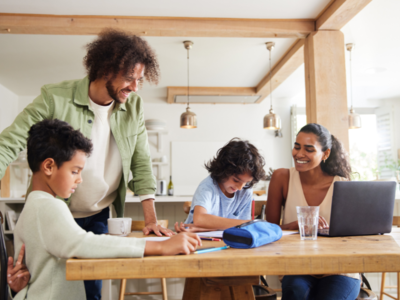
[296,206,319,240]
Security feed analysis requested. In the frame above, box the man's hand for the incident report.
[142,222,174,237]
[7,244,30,293]
[174,222,218,233]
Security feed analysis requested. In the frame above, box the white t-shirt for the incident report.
[69,99,123,218]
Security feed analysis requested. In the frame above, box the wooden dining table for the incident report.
[66,229,400,299]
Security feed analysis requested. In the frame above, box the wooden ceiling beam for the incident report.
[316,0,373,30]
[167,86,257,104]
[0,13,315,38]
[255,39,304,103]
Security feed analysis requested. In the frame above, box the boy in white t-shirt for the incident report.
[11,119,200,300]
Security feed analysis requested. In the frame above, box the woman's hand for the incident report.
[7,244,30,293]
[174,222,218,233]
[318,216,329,229]
[280,220,299,230]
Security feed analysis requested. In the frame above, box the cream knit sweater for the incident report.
[13,191,146,300]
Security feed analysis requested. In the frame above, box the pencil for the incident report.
[200,237,222,241]
[194,245,230,254]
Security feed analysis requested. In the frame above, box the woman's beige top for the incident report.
[282,167,359,280]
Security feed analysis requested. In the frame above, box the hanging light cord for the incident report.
[349,48,353,109]
[187,48,190,110]
[269,48,273,110]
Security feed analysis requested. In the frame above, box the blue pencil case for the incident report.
[222,220,282,249]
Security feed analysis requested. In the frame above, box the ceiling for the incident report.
[1,0,331,19]
[0,0,399,105]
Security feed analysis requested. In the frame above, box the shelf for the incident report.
[0,198,25,203]
[152,162,168,166]
[147,130,168,152]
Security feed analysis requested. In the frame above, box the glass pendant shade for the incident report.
[180,107,197,129]
[348,107,361,129]
[263,108,281,130]
[180,40,196,129]
[346,43,361,129]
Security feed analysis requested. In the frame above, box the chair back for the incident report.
[0,211,8,300]
[393,216,400,226]
[131,220,169,231]
[183,201,191,215]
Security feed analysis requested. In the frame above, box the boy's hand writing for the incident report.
[144,232,202,256]
[7,244,30,293]
[161,232,202,255]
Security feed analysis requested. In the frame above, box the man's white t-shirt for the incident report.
[69,99,123,218]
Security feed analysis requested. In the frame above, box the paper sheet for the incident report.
[197,231,224,238]
[282,230,298,236]
[143,237,171,241]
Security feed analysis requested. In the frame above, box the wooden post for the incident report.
[0,166,10,198]
[304,30,350,151]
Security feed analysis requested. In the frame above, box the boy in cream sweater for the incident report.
[12,119,201,300]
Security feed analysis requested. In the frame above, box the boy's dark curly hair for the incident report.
[205,138,267,188]
[298,123,352,180]
[27,119,93,173]
[84,28,160,84]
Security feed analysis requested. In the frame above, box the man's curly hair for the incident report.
[205,138,267,189]
[84,28,160,84]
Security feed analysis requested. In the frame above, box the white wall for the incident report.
[143,97,296,182]
[0,84,18,132]
[379,97,400,156]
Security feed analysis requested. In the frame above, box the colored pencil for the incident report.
[252,198,255,220]
[194,245,230,254]
[200,237,222,241]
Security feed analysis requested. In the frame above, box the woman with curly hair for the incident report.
[266,123,360,300]
[176,138,267,231]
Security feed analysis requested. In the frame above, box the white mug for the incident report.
[161,155,167,163]
[108,218,132,236]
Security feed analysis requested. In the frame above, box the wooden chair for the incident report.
[118,220,169,300]
[380,216,400,300]
[183,201,267,219]
[0,211,8,300]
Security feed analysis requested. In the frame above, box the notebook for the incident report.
[318,181,396,237]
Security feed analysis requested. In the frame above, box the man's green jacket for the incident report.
[0,77,156,217]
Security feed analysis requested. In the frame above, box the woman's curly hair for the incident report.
[205,138,267,188]
[84,28,160,84]
[298,123,352,180]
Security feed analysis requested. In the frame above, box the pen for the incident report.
[200,237,222,241]
[194,245,230,254]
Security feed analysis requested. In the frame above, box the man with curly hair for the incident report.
[0,28,172,300]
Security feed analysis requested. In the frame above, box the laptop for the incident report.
[318,181,397,237]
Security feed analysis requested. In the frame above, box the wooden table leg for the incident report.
[182,278,202,300]
[183,276,257,300]
[230,285,255,300]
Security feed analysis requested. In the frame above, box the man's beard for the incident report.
[106,79,122,104]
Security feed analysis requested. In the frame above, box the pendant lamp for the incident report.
[346,43,361,129]
[263,42,281,130]
[180,41,197,129]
